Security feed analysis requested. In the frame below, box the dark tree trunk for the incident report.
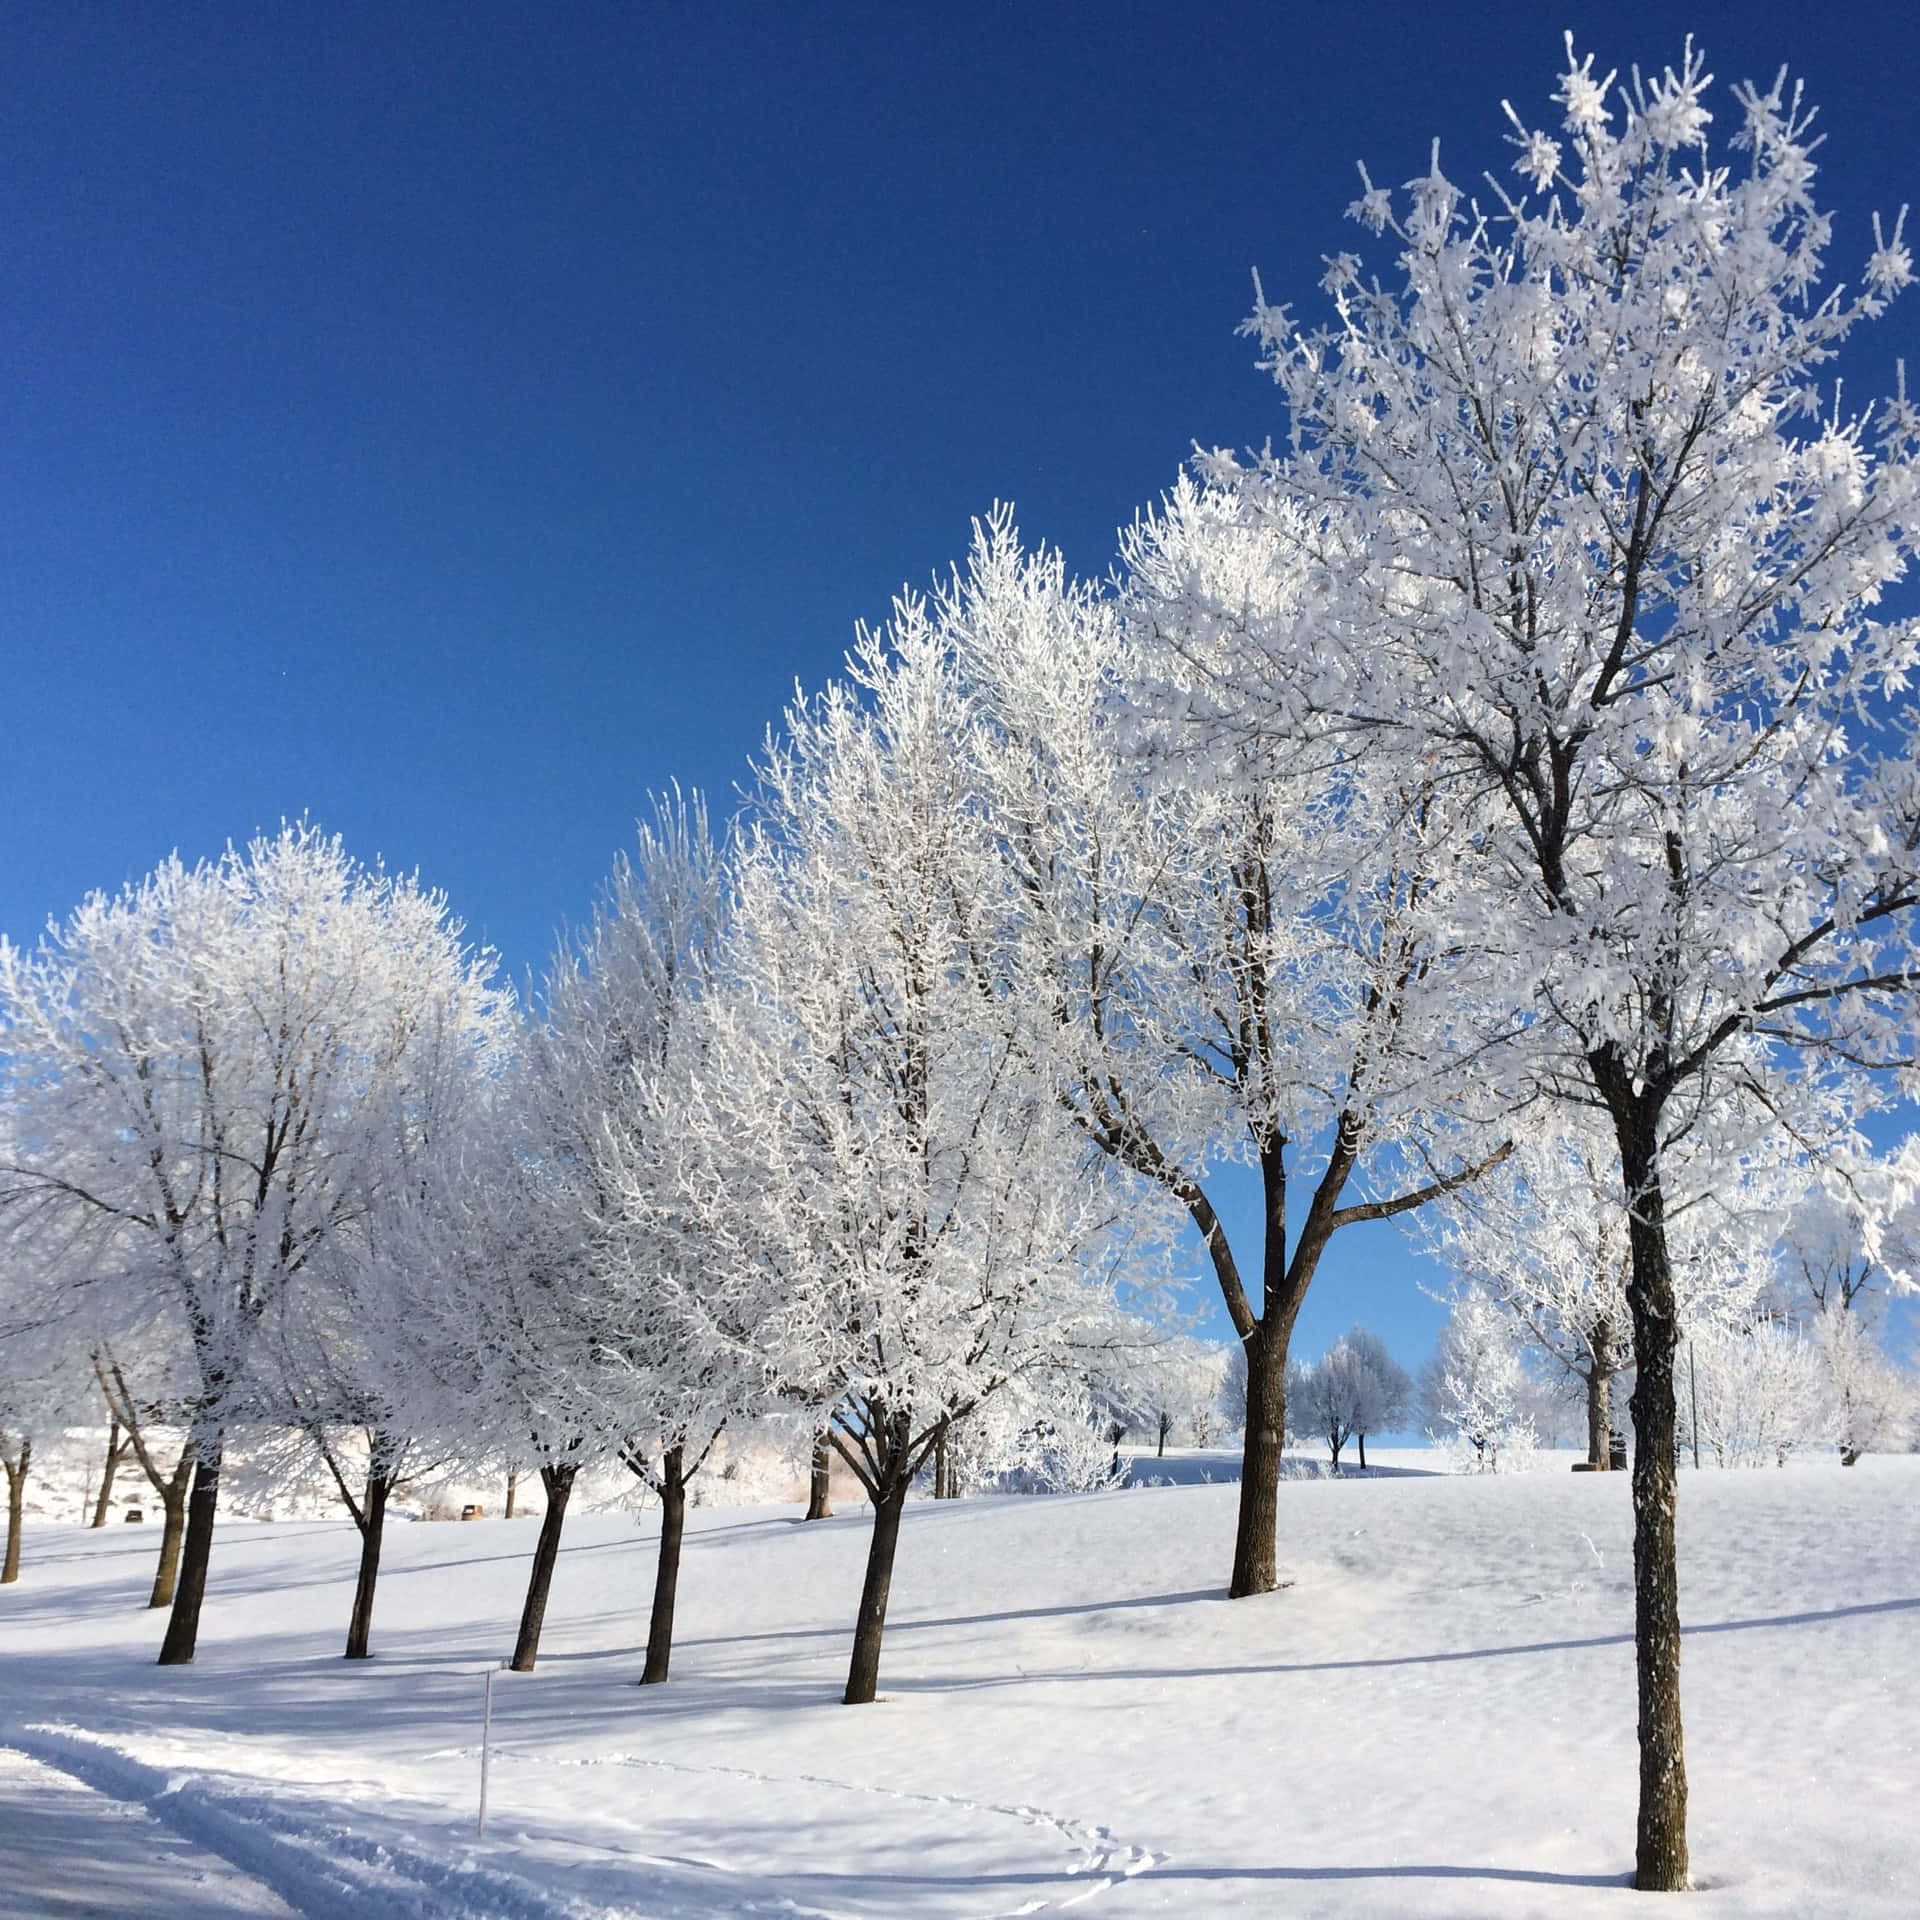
[1230,1321,1287,1597]
[91,1420,125,1527]
[157,1434,224,1665]
[933,1420,956,1498]
[2,1441,29,1585]
[1328,1434,1344,1472]
[805,1434,834,1519]
[509,1462,577,1672]
[505,1468,518,1518]
[1357,1432,1367,1472]
[639,1447,687,1685]
[148,1452,195,1610]
[844,1469,909,1705]
[344,1467,392,1660]
[1157,1411,1170,1458]
[1612,1096,1689,1893]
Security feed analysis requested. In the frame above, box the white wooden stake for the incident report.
[478,1666,494,1836]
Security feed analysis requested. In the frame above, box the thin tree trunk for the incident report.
[344,1467,392,1660]
[90,1357,196,1609]
[1586,1361,1614,1470]
[2,1441,29,1584]
[91,1420,125,1527]
[844,1471,909,1705]
[1357,1432,1367,1472]
[505,1468,519,1518]
[933,1421,954,1498]
[157,1433,224,1665]
[1230,1321,1286,1597]
[805,1434,834,1519]
[1615,1104,1689,1892]
[639,1447,686,1685]
[509,1462,577,1672]
[1157,1412,1169,1458]
[149,1459,192,1611]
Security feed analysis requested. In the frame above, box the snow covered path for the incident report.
[0,1744,296,1918]
[3,1456,1917,1916]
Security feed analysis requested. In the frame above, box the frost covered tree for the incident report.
[1434,1134,1634,1469]
[1777,1147,1920,1325]
[262,1286,449,1663]
[0,1329,92,1584]
[545,793,768,1685]
[954,512,1505,1599]
[1291,1326,1412,1470]
[0,824,509,1664]
[381,1050,633,1676]
[1771,1153,1920,1459]
[667,605,1143,1704]
[1421,1286,1539,1471]
[257,948,510,1661]
[1808,1307,1913,1462]
[950,1370,1129,1492]
[1684,1317,1832,1466]
[386,799,759,1686]
[1155,42,1920,1884]
[1136,1338,1233,1456]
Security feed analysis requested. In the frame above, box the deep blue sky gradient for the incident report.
[5,1,1917,1385]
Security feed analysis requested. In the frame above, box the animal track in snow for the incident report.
[516,1745,1166,1917]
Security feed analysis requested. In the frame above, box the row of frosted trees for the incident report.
[8,39,1920,1891]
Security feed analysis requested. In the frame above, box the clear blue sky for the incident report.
[5,1,1917,1386]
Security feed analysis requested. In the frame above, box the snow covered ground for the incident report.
[3,1452,1916,1917]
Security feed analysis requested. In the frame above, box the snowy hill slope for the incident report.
[3,1457,1916,1916]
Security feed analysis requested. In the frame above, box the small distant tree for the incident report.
[0,1346,88,1584]
[1774,1153,1920,1461]
[1434,1136,1634,1470]
[1812,1310,1914,1465]
[1292,1327,1413,1470]
[91,1344,198,1608]
[0,1409,31,1585]
[1777,1146,1920,1325]
[1435,1128,1781,1470]
[1422,1287,1538,1473]
[87,1401,131,1529]
[1685,1319,1831,1467]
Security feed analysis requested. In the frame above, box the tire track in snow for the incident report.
[8,1721,828,1920]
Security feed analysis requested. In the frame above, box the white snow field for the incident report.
[3,1454,1916,1918]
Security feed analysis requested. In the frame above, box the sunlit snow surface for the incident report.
[3,1452,1916,1917]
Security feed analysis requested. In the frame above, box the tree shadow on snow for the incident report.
[1147,1863,1630,1889]
[889,1592,1920,1695]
